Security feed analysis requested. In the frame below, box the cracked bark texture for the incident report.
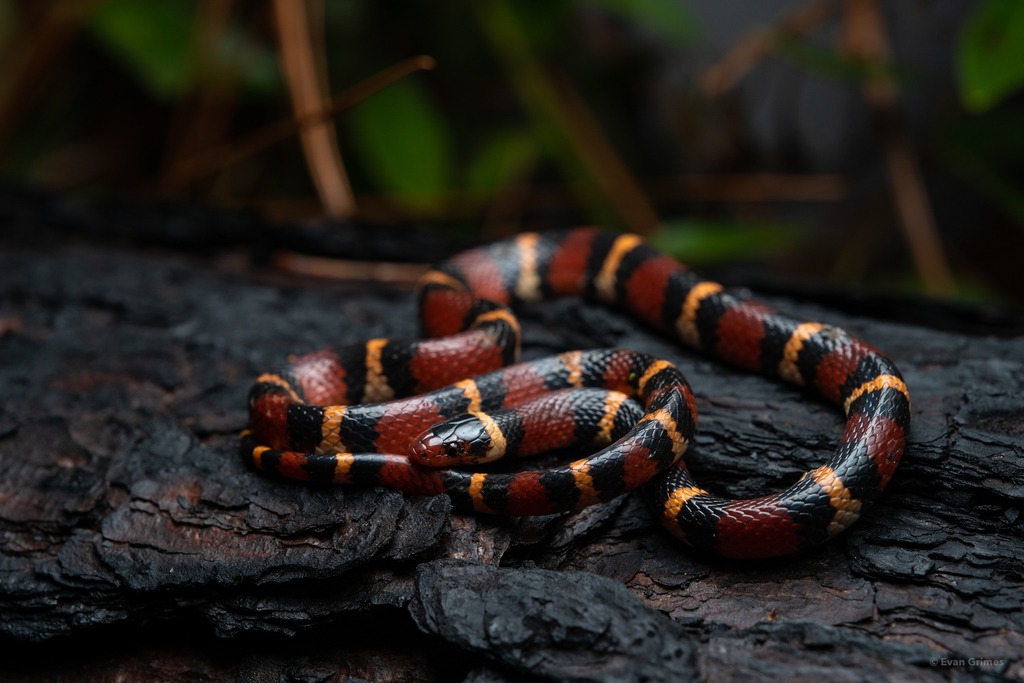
[1,187,1022,682]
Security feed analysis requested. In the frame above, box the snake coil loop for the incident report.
[243,229,910,559]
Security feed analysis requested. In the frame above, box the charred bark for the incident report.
[1,187,1022,682]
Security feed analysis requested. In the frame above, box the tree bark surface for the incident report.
[1,190,1022,682]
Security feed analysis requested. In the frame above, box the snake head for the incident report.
[411,414,499,467]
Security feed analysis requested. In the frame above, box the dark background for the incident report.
[2,0,1023,305]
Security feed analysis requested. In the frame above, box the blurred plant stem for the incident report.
[476,0,660,234]
[159,0,238,195]
[163,55,436,193]
[0,0,103,159]
[697,0,835,97]
[698,0,956,297]
[841,0,954,297]
[942,136,1024,231]
[273,0,355,219]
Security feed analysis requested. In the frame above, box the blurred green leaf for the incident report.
[652,220,799,265]
[944,107,1024,164]
[580,0,698,47]
[466,129,539,193]
[0,0,16,49]
[90,1,278,100]
[348,79,454,212]
[941,107,1024,229]
[956,0,1024,112]
[508,0,574,53]
[90,0,195,100]
[774,39,904,85]
[215,27,281,98]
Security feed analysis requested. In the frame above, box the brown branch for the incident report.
[162,55,436,192]
[549,71,662,234]
[158,0,237,193]
[697,0,837,98]
[271,252,429,284]
[272,0,354,219]
[840,0,954,296]
[646,172,846,203]
[477,0,660,234]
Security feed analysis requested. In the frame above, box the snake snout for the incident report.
[410,414,496,467]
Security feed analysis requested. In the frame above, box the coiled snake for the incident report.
[242,229,910,559]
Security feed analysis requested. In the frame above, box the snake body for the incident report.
[243,229,910,559]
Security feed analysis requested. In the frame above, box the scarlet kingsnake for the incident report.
[242,228,910,559]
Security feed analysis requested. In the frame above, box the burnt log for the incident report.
[1,188,1022,682]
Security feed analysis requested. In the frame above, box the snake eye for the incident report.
[445,442,463,457]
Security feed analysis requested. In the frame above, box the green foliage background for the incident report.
[2,0,1022,304]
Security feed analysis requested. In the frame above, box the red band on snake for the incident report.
[243,228,910,559]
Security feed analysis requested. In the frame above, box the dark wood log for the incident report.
[1,187,1022,682]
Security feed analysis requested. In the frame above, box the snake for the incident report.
[242,228,910,559]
